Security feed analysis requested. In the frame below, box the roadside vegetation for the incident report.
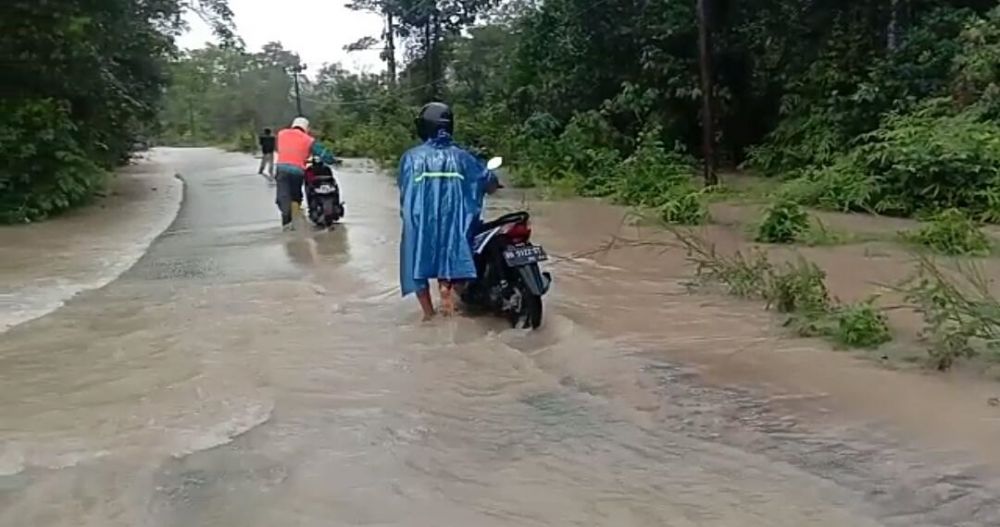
[896,255,1000,370]
[670,229,893,351]
[157,3,1000,233]
[901,209,993,256]
[0,0,234,224]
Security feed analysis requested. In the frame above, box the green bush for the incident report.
[756,199,810,243]
[952,6,1000,117]
[508,163,543,188]
[658,191,709,225]
[519,111,625,196]
[0,99,107,223]
[829,302,893,348]
[779,159,876,212]
[229,129,258,153]
[613,129,707,225]
[905,208,992,256]
[672,228,773,298]
[853,109,1000,216]
[772,98,1000,220]
[616,128,697,195]
[765,258,831,314]
[746,108,851,177]
[897,254,1000,370]
[333,120,414,167]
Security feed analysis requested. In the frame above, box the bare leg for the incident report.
[438,281,455,317]
[416,288,436,321]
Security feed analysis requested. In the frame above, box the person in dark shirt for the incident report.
[258,128,276,179]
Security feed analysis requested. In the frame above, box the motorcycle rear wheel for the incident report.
[512,288,543,329]
[322,200,336,227]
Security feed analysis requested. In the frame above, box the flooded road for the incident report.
[2,148,999,526]
[0,156,181,331]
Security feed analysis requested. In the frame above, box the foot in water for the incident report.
[438,283,456,317]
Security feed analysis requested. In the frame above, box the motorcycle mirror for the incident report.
[486,157,503,171]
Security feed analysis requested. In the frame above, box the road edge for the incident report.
[0,155,185,333]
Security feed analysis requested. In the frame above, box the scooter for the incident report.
[461,157,552,329]
[304,156,345,228]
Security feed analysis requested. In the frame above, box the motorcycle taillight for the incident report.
[507,221,532,242]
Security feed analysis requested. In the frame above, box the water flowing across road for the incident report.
[1,148,999,526]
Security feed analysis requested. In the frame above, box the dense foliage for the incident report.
[21,0,999,225]
[158,42,305,147]
[286,0,1000,224]
[0,0,233,223]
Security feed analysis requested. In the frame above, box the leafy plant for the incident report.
[671,228,773,298]
[229,129,258,153]
[756,199,810,243]
[854,109,1000,217]
[896,254,1000,370]
[904,208,992,256]
[746,107,850,177]
[764,258,831,314]
[779,159,876,212]
[658,191,709,225]
[671,228,893,350]
[952,6,1000,115]
[1,0,234,223]
[0,99,107,223]
[828,302,893,348]
[615,127,696,207]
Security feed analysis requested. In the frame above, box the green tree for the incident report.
[0,0,233,223]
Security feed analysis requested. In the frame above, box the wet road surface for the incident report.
[0,157,181,331]
[2,148,1000,526]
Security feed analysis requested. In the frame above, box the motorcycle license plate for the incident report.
[503,245,548,266]
[315,185,336,194]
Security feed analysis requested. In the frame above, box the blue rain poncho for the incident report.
[398,133,495,296]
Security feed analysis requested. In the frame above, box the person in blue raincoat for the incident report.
[398,102,499,319]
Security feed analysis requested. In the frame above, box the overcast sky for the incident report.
[178,0,388,73]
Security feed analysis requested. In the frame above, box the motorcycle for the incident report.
[461,157,552,329]
[304,156,345,228]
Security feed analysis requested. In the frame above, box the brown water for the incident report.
[1,149,999,526]
[0,155,181,331]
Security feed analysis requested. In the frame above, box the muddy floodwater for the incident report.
[2,148,1000,526]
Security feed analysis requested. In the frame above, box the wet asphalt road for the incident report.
[1,148,1000,526]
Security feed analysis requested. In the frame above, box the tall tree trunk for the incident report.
[424,18,434,100]
[887,0,901,52]
[431,10,441,99]
[696,0,718,185]
[385,10,397,86]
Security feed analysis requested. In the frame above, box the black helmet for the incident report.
[415,102,454,141]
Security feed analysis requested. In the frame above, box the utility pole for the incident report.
[696,0,718,185]
[289,63,306,116]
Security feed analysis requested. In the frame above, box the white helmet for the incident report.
[291,116,310,131]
